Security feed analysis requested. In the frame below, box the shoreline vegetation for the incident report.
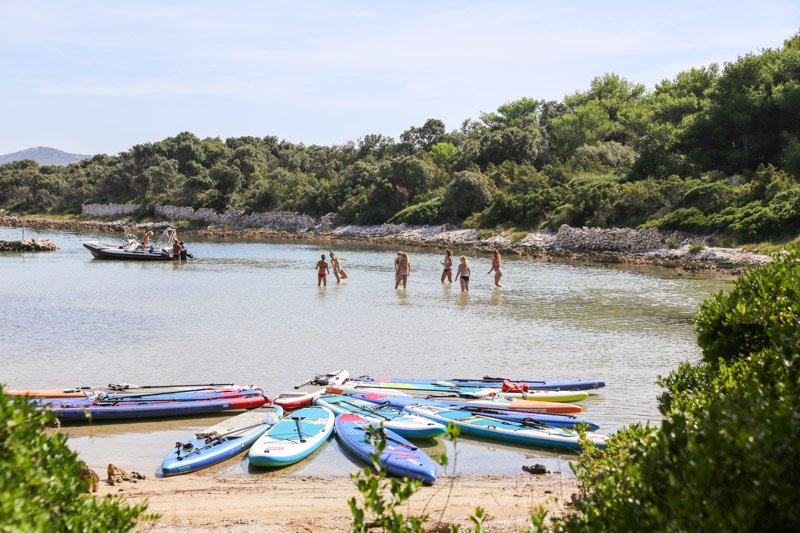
[0,213,771,274]
[2,35,799,260]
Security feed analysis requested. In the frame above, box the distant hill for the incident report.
[0,146,92,166]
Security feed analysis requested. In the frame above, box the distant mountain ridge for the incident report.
[0,146,92,166]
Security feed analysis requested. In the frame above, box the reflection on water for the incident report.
[1,226,729,474]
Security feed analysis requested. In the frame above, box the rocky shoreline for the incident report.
[0,237,58,252]
[0,214,771,273]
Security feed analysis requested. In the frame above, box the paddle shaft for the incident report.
[461,405,577,420]
[77,394,261,406]
[92,388,253,401]
[337,399,396,420]
[444,409,550,430]
[109,382,235,390]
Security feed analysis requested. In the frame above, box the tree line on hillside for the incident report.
[2,33,799,243]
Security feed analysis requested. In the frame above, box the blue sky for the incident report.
[1,1,798,155]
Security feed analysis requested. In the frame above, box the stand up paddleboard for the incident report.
[162,405,283,476]
[335,414,438,484]
[248,406,335,467]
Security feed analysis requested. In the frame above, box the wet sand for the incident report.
[101,472,578,532]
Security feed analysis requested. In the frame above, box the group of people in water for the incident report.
[315,249,503,291]
[315,251,348,287]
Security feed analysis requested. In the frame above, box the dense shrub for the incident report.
[569,141,637,175]
[0,385,150,530]
[440,171,492,220]
[556,247,800,532]
[388,197,443,225]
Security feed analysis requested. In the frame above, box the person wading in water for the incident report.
[488,249,503,287]
[440,249,453,283]
[330,251,348,283]
[395,251,411,290]
[316,254,330,287]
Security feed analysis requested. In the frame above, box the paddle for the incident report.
[437,408,550,431]
[460,405,578,420]
[175,422,265,460]
[335,399,396,421]
[62,386,92,393]
[449,376,547,385]
[107,382,235,391]
[88,387,256,402]
[423,392,486,400]
[86,394,260,406]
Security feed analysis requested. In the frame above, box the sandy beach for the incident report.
[99,472,578,532]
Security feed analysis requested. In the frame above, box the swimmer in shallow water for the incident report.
[440,249,453,283]
[316,254,329,287]
[456,255,471,292]
[330,251,348,283]
[395,251,411,289]
[488,249,503,287]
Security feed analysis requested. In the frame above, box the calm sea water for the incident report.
[0,226,728,476]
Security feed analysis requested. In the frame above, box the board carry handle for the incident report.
[294,416,307,443]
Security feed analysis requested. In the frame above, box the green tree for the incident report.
[428,142,459,171]
[0,386,151,531]
[400,119,446,151]
[441,171,492,219]
[480,97,540,130]
[556,248,800,532]
[477,127,541,167]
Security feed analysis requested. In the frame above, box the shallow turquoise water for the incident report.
[0,226,728,475]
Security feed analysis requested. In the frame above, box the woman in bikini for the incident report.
[456,255,471,292]
[488,249,503,287]
[440,249,453,283]
[395,252,411,289]
[315,254,329,287]
[330,251,348,283]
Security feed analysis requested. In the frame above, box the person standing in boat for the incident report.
[456,256,471,292]
[395,251,411,289]
[316,254,330,287]
[330,251,348,283]
[488,249,503,287]
[141,230,154,252]
[440,249,453,283]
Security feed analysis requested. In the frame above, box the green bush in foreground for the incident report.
[555,247,800,532]
[0,385,151,531]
